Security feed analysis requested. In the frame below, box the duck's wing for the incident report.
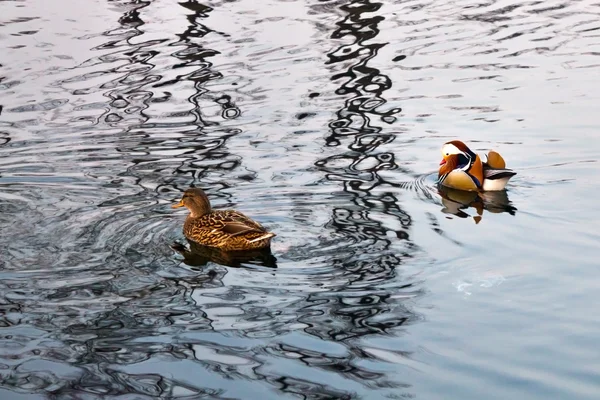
[484,168,517,180]
[185,210,274,249]
[218,210,269,237]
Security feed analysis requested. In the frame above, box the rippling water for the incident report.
[1,0,599,398]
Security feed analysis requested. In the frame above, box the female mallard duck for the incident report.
[438,140,517,191]
[172,188,275,251]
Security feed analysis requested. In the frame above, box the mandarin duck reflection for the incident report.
[438,140,516,191]
[438,186,517,224]
[172,188,276,251]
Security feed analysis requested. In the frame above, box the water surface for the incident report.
[0,0,599,398]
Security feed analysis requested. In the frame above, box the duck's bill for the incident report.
[171,200,185,209]
[439,159,446,165]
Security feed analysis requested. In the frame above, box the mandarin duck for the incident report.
[172,188,276,251]
[438,140,516,191]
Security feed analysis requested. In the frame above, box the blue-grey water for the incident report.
[1,0,599,398]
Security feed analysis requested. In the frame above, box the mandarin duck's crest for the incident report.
[438,140,516,192]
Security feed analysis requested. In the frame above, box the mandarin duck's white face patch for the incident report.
[441,143,465,157]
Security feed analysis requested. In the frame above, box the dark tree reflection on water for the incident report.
[0,1,250,397]
[249,0,425,397]
[307,0,420,342]
[95,0,246,200]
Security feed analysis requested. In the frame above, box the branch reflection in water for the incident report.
[295,0,425,395]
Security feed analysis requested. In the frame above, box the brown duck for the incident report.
[171,188,275,251]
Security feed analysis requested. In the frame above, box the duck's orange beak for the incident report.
[171,200,185,209]
[439,159,447,165]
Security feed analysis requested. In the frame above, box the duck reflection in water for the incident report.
[438,186,517,224]
[172,240,277,268]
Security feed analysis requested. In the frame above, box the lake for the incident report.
[0,0,599,398]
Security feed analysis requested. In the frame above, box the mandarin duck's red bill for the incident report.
[438,140,516,192]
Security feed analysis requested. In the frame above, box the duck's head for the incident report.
[439,140,477,174]
[172,188,211,217]
[440,140,475,165]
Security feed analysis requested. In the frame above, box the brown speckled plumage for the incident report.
[172,188,275,251]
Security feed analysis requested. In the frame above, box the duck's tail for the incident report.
[248,232,276,243]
